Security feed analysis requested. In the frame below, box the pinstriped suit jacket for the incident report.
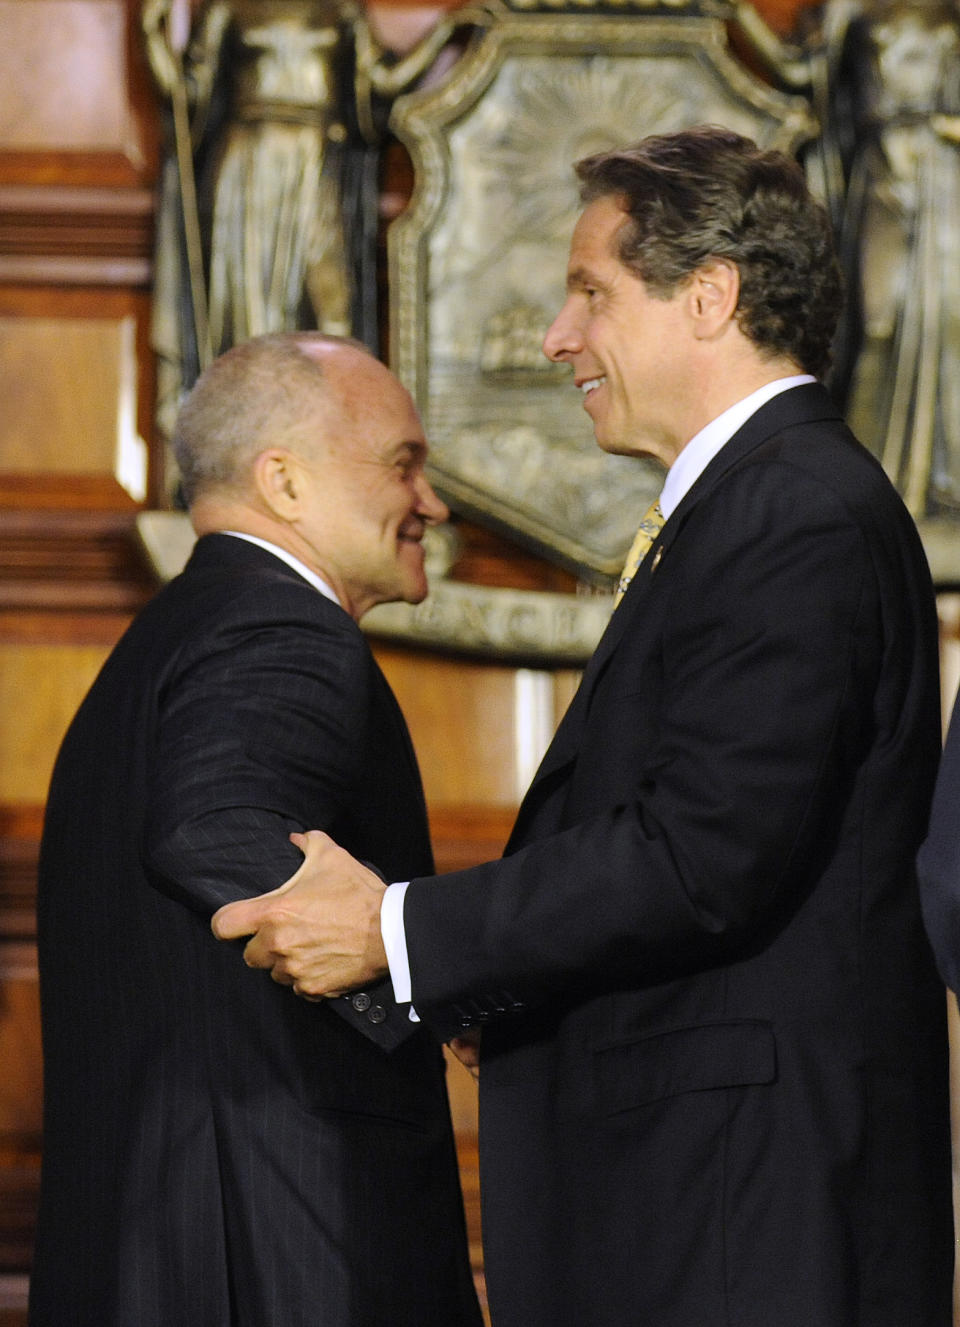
[30,534,481,1327]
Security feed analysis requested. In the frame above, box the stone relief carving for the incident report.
[155,0,960,660]
[387,6,816,585]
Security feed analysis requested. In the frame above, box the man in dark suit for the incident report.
[213,129,954,1325]
[30,333,482,1327]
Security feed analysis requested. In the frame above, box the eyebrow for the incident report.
[566,265,601,293]
[393,440,427,462]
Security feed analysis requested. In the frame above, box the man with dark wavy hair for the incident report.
[573,127,841,378]
[215,128,954,1325]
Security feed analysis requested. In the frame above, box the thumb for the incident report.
[210,829,332,939]
[211,891,280,940]
[288,828,333,861]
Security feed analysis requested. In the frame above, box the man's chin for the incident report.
[358,575,427,620]
[401,577,430,606]
[593,423,626,455]
[396,544,429,605]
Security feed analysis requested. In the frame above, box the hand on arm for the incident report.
[211,831,388,998]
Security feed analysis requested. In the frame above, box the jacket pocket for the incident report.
[595,1019,776,1116]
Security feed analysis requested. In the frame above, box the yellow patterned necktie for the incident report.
[614,500,665,608]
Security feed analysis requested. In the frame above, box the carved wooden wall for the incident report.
[1,0,949,1322]
[0,5,159,1316]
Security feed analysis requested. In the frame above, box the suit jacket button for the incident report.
[351,992,372,1012]
[368,1004,386,1024]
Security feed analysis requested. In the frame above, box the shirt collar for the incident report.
[221,531,343,608]
[659,375,815,520]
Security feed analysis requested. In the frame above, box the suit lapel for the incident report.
[664,382,843,533]
[607,382,844,601]
[513,384,845,813]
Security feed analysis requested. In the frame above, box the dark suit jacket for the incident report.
[404,385,953,1327]
[30,534,481,1327]
[918,694,960,994]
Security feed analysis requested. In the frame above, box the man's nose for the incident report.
[542,300,581,362]
[415,473,449,525]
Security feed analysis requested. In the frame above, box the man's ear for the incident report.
[690,259,740,338]
[253,449,302,521]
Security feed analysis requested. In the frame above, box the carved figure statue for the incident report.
[142,0,485,448]
[735,0,960,521]
[822,0,960,518]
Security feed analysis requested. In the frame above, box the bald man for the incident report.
[30,333,482,1327]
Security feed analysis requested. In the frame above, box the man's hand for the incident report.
[210,830,388,998]
[448,1029,481,1082]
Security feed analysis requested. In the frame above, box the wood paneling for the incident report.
[0,317,146,495]
[377,647,523,805]
[0,0,136,155]
[430,802,517,873]
[0,289,160,507]
[0,513,153,617]
[0,954,41,1138]
[0,807,41,943]
[0,185,154,286]
[0,645,111,801]
[377,645,581,806]
[0,803,40,1292]
[0,815,39,1281]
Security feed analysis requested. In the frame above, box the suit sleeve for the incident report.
[142,584,414,1048]
[918,698,960,994]
[403,461,931,1032]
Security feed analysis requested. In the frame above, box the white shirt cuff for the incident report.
[380,880,417,1018]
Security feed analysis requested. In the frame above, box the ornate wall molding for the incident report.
[388,3,816,582]
[0,184,153,286]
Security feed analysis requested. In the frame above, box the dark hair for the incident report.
[575,125,842,378]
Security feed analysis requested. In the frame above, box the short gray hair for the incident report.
[171,332,372,505]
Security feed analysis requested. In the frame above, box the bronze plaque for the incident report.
[389,6,816,581]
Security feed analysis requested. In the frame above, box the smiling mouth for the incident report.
[579,376,606,397]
